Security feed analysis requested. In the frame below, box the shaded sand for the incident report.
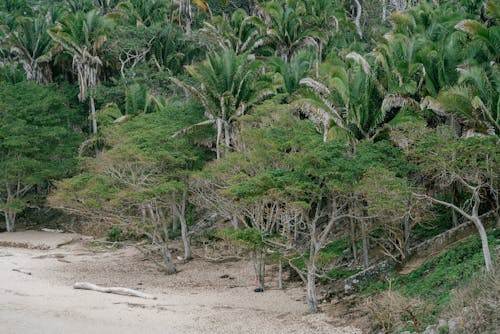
[0,230,80,249]
[0,231,361,334]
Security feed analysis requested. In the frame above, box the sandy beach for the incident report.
[0,231,361,334]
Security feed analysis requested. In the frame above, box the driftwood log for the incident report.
[73,282,157,300]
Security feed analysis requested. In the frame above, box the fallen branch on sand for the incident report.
[73,282,157,300]
[12,268,32,275]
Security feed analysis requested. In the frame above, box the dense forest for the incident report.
[0,0,498,332]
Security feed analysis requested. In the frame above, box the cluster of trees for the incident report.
[1,0,498,313]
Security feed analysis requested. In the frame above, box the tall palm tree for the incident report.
[3,16,54,83]
[49,9,111,134]
[421,64,499,135]
[171,49,273,159]
[270,49,316,100]
[299,53,385,143]
[258,1,325,62]
[198,8,266,55]
[113,0,170,26]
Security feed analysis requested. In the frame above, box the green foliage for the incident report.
[0,81,82,227]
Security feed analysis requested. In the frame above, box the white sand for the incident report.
[0,232,361,334]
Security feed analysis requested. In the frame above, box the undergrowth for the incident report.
[362,230,500,331]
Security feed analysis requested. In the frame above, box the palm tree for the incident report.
[3,16,54,83]
[113,0,170,26]
[299,53,385,143]
[421,65,499,136]
[171,49,272,159]
[258,1,325,62]
[49,9,111,134]
[198,8,266,55]
[270,49,316,100]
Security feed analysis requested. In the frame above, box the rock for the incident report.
[448,319,458,334]
[423,325,438,334]
[400,331,412,334]
[437,319,449,333]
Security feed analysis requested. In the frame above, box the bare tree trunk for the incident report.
[350,217,358,263]
[5,211,16,232]
[382,0,387,21]
[179,189,192,261]
[353,0,363,38]
[278,259,283,289]
[306,264,318,313]
[90,96,98,134]
[473,217,494,273]
[231,214,239,228]
[403,212,411,259]
[361,221,370,269]
[252,250,265,291]
[216,118,222,160]
[451,185,459,227]
[162,245,177,274]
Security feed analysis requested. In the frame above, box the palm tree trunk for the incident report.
[90,96,98,134]
[216,118,223,159]
[353,0,363,38]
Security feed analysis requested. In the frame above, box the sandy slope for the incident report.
[0,232,361,334]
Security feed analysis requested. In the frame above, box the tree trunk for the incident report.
[403,213,411,259]
[353,0,363,38]
[350,217,358,263]
[5,211,16,232]
[361,221,370,269]
[252,250,265,290]
[216,118,222,160]
[278,259,283,289]
[162,245,177,274]
[231,214,239,229]
[451,185,459,227]
[90,96,98,134]
[472,217,494,273]
[306,265,318,313]
[179,190,192,261]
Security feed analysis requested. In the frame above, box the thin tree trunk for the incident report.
[403,213,411,260]
[278,259,283,289]
[473,217,494,273]
[179,189,192,261]
[231,214,238,228]
[252,250,265,291]
[350,218,358,263]
[162,245,177,274]
[90,96,98,134]
[224,121,231,155]
[451,185,459,227]
[216,118,222,159]
[5,211,16,232]
[306,264,318,313]
[361,221,370,269]
[353,0,363,38]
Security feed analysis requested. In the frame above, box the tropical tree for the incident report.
[410,127,499,273]
[198,8,266,55]
[113,0,170,26]
[49,9,111,134]
[270,49,316,100]
[299,53,385,143]
[2,15,54,83]
[258,0,325,61]
[421,64,499,135]
[0,82,82,232]
[49,100,205,270]
[171,49,272,159]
